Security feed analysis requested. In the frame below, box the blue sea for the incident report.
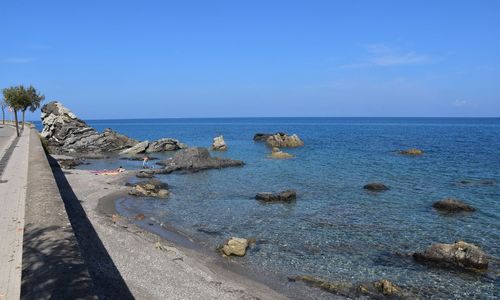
[38,118,500,298]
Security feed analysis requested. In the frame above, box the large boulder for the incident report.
[41,101,138,155]
[255,190,297,202]
[413,241,489,271]
[155,147,244,174]
[119,140,150,155]
[146,138,187,152]
[127,179,169,198]
[211,135,227,151]
[433,198,476,213]
[254,132,304,148]
[220,237,249,257]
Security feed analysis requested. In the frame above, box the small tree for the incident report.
[2,85,44,135]
[0,100,7,124]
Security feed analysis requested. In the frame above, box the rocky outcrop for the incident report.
[155,147,244,174]
[127,179,169,198]
[119,141,150,155]
[288,276,413,299]
[255,190,297,202]
[269,147,294,159]
[363,183,389,191]
[254,132,304,148]
[211,135,227,151]
[413,241,489,271]
[399,148,423,155]
[41,101,186,155]
[136,170,155,178]
[146,138,187,153]
[433,198,476,213]
[40,102,138,155]
[220,237,249,257]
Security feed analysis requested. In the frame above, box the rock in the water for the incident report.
[256,132,304,148]
[128,179,169,198]
[57,157,88,169]
[363,183,389,191]
[146,138,187,152]
[221,237,249,256]
[399,148,423,155]
[155,147,244,174]
[433,198,476,213]
[288,276,410,299]
[136,170,155,178]
[256,190,297,202]
[269,147,294,159]
[413,241,489,271]
[211,135,227,151]
[119,140,149,155]
[41,101,138,154]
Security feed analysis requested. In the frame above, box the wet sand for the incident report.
[62,168,292,300]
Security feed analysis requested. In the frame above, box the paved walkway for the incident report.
[0,125,30,300]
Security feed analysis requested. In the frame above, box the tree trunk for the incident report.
[22,110,25,130]
[2,109,4,125]
[14,110,20,137]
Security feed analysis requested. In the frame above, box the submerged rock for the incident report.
[269,147,294,159]
[128,179,169,198]
[146,138,187,152]
[155,147,244,174]
[288,276,411,299]
[399,148,424,155]
[220,237,249,257]
[255,190,297,202]
[433,198,476,213]
[363,182,389,191]
[211,135,228,151]
[413,241,489,271]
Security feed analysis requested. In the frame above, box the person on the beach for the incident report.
[143,156,149,168]
[117,166,125,172]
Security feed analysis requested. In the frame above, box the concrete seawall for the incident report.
[21,127,96,299]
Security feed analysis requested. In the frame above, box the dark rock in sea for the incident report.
[413,240,489,271]
[363,182,389,191]
[455,179,496,187]
[399,148,424,155]
[255,190,297,202]
[52,155,89,169]
[128,179,169,198]
[288,276,413,299]
[433,198,476,213]
[40,101,187,155]
[254,132,304,148]
[154,147,244,174]
[136,170,155,178]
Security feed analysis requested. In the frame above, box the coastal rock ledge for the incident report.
[254,132,304,148]
[41,101,186,155]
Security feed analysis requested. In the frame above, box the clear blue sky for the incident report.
[1,0,499,119]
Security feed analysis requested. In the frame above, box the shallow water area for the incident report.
[40,118,500,298]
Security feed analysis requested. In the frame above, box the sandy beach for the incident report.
[61,167,291,300]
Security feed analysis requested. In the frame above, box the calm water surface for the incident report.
[40,118,500,298]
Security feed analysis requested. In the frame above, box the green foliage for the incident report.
[2,85,44,112]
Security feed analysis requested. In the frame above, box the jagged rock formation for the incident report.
[254,132,304,148]
[127,179,169,198]
[40,101,186,155]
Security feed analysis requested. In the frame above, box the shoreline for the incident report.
[61,167,316,299]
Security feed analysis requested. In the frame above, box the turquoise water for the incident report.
[39,118,500,298]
